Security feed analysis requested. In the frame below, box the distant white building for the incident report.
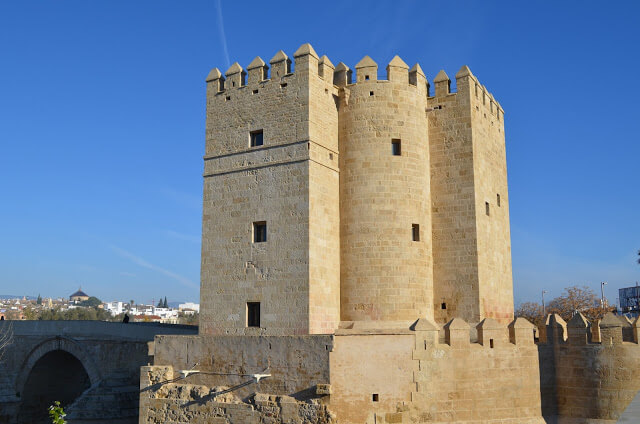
[178,302,200,313]
[104,301,124,316]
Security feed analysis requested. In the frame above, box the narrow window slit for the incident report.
[391,139,401,156]
[247,302,260,328]
[253,221,267,243]
[250,130,264,147]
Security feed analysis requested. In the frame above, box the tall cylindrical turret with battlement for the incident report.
[337,56,434,322]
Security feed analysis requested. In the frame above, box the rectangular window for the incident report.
[412,224,420,241]
[250,130,264,147]
[497,193,501,207]
[253,221,267,243]
[485,202,490,216]
[392,139,401,156]
[247,302,260,327]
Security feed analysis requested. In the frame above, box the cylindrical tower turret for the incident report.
[338,56,434,322]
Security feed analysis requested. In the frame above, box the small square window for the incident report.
[412,224,420,241]
[369,91,374,96]
[253,89,259,94]
[497,194,501,207]
[247,302,260,327]
[250,130,264,147]
[365,75,370,81]
[485,202,490,216]
[372,394,379,402]
[392,139,401,156]
[441,302,447,310]
[253,221,267,243]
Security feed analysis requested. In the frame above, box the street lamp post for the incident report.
[542,290,547,317]
[601,282,608,309]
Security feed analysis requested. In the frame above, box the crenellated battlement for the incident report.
[205,44,334,95]
[205,43,504,124]
[537,311,639,346]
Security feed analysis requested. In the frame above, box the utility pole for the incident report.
[542,290,547,316]
[601,282,608,309]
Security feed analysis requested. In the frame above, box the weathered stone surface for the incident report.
[0,320,196,424]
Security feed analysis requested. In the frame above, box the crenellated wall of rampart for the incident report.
[141,317,545,424]
[537,312,640,423]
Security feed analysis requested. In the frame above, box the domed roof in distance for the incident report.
[70,288,88,298]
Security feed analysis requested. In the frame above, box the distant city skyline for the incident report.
[1,1,639,306]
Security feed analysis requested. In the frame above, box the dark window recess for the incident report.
[250,130,264,147]
[489,339,494,348]
[372,394,379,402]
[485,202,490,216]
[365,75,370,80]
[253,89,259,94]
[392,139,401,156]
[247,302,260,327]
[441,302,447,310]
[225,96,231,101]
[412,224,420,241]
[253,221,267,243]
[497,193,501,207]
[280,82,288,88]
[369,91,374,96]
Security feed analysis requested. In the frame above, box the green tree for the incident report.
[78,296,102,308]
[23,307,38,320]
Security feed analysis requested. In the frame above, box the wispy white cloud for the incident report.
[215,0,231,70]
[110,245,198,289]
[165,230,201,244]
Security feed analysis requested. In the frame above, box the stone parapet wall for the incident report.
[538,313,640,423]
[142,318,545,423]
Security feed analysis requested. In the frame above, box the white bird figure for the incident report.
[251,373,271,383]
[179,370,200,378]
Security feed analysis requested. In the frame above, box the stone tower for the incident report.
[200,44,341,335]
[428,67,514,323]
[199,44,514,335]
[337,56,434,323]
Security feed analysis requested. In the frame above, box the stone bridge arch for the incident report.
[15,335,102,396]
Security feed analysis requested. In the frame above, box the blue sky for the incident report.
[0,1,638,306]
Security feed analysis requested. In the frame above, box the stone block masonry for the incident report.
[139,43,567,424]
[140,318,545,423]
[201,43,513,335]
